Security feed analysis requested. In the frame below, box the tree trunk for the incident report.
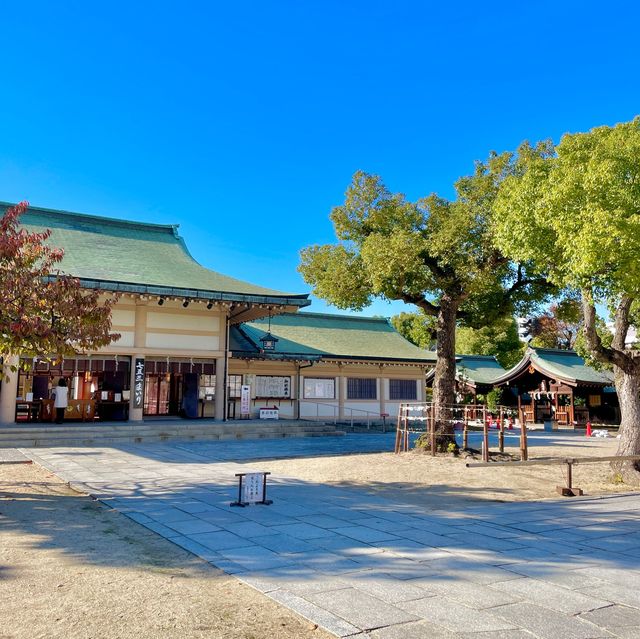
[612,367,640,484]
[431,294,459,450]
[581,291,640,484]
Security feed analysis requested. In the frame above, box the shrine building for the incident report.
[491,348,618,426]
[0,203,434,424]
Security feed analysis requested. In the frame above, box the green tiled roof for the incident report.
[5,202,309,305]
[234,312,437,363]
[457,355,506,385]
[530,348,614,385]
[493,347,614,386]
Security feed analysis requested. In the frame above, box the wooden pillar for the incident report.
[215,356,225,420]
[338,365,345,420]
[531,393,535,424]
[569,391,575,426]
[517,393,522,421]
[0,355,20,423]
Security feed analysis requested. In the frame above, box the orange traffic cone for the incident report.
[586,421,592,437]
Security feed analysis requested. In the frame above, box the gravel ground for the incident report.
[249,435,631,509]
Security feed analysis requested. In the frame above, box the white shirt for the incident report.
[53,386,68,408]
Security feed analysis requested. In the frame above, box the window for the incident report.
[347,378,377,400]
[389,379,417,400]
[304,377,335,399]
[228,375,242,398]
[199,374,216,399]
[255,375,291,398]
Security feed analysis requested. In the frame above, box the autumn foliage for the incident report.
[0,201,119,370]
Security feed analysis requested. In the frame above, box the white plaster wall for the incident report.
[299,401,339,419]
[113,331,135,348]
[111,309,136,326]
[344,401,380,417]
[145,333,219,350]
[147,312,220,332]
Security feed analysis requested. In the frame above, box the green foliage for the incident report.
[493,120,640,299]
[455,316,525,368]
[300,167,552,327]
[390,311,437,349]
[414,432,431,451]
[493,118,640,451]
[300,165,554,417]
[485,387,504,411]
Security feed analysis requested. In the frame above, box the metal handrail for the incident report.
[299,400,384,430]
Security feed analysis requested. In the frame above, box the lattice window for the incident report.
[347,378,377,400]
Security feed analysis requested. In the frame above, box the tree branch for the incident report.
[582,289,635,373]
[400,293,440,317]
[612,295,632,351]
[417,252,455,282]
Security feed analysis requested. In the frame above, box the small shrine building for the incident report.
[491,348,618,426]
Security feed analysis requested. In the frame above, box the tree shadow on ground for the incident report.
[6,444,640,601]
[0,470,224,580]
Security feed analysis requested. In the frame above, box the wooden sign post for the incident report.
[230,472,273,507]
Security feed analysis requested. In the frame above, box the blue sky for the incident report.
[1,1,638,317]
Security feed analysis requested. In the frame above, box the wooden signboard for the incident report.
[230,472,272,507]
[240,385,251,417]
[133,358,145,409]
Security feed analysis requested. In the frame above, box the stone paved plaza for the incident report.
[22,434,640,638]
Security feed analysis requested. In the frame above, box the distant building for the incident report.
[426,354,507,402]
[492,348,617,425]
[230,312,435,421]
[427,348,619,425]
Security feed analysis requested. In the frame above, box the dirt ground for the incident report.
[0,463,331,639]
[252,435,632,509]
[0,435,635,639]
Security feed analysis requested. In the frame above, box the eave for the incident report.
[61,276,310,321]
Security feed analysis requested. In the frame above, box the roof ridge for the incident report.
[531,347,578,355]
[3,201,179,236]
[278,311,390,323]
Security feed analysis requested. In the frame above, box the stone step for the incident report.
[0,427,339,440]
[0,424,338,437]
[0,421,345,447]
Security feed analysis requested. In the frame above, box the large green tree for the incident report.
[392,311,523,369]
[456,316,524,369]
[390,311,437,350]
[494,119,640,481]
[300,164,552,446]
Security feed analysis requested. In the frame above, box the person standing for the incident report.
[53,378,68,424]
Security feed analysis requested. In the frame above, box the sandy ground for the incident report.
[0,435,636,639]
[0,463,331,639]
[251,435,633,509]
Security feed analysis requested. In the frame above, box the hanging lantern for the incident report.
[259,308,279,352]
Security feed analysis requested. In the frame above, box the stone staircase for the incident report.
[0,419,345,447]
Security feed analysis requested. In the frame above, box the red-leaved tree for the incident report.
[0,201,119,377]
